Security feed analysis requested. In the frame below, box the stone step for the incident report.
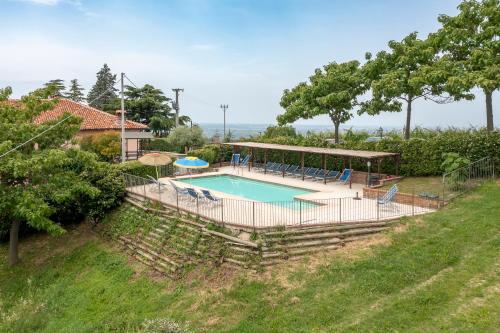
[262,244,343,262]
[264,238,343,251]
[264,222,387,237]
[264,232,343,243]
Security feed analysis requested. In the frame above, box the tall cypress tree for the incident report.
[43,79,65,97]
[87,64,118,110]
[65,79,85,102]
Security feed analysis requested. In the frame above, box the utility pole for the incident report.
[120,72,126,163]
[220,104,228,142]
[172,88,184,127]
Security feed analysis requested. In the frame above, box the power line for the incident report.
[0,77,123,160]
[124,74,138,88]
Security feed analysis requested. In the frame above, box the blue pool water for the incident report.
[178,175,315,204]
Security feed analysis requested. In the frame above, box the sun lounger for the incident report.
[239,155,251,168]
[290,167,310,178]
[378,184,398,205]
[268,163,281,173]
[147,175,167,192]
[273,164,290,174]
[304,168,319,179]
[324,170,340,181]
[201,189,221,205]
[285,165,299,175]
[337,169,352,184]
[186,188,201,200]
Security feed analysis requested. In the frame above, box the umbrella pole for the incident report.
[155,165,159,180]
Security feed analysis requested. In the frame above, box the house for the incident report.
[9,98,153,160]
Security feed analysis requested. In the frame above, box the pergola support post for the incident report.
[323,154,327,184]
[349,157,352,189]
[301,152,305,180]
[282,151,285,177]
[264,149,268,174]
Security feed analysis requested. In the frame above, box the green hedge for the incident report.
[116,160,174,179]
[188,144,233,164]
[233,129,499,176]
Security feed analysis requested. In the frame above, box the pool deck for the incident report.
[169,166,364,202]
[112,166,436,229]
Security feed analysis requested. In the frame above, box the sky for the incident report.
[0,0,498,130]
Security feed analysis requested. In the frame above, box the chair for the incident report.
[186,188,201,201]
[324,170,340,181]
[239,155,251,168]
[290,167,310,178]
[273,164,290,174]
[285,165,299,176]
[168,180,189,196]
[337,169,352,184]
[304,168,319,179]
[268,163,281,173]
[378,184,399,205]
[231,153,241,167]
[147,175,167,192]
[201,189,221,205]
[313,169,328,180]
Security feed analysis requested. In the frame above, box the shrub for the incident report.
[263,125,297,138]
[80,131,120,162]
[142,138,175,152]
[166,126,206,153]
[245,128,500,176]
[116,160,174,179]
[188,144,220,164]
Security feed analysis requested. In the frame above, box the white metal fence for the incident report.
[123,173,434,230]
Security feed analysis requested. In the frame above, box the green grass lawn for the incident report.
[381,176,444,196]
[1,181,499,332]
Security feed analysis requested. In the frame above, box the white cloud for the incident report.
[11,0,98,17]
[13,0,64,6]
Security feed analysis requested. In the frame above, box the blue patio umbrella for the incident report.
[173,156,209,169]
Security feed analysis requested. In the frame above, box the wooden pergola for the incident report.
[222,142,400,188]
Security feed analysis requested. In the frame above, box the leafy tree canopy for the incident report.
[431,0,500,131]
[167,125,206,153]
[43,79,66,97]
[359,32,458,140]
[279,60,367,143]
[0,87,123,266]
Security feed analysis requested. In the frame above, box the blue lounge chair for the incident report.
[285,165,299,176]
[147,175,167,192]
[291,167,310,178]
[378,184,398,205]
[304,168,319,179]
[337,169,352,184]
[201,189,221,205]
[168,180,189,196]
[239,155,251,168]
[268,163,281,173]
[273,164,290,174]
[313,169,328,180]
[231,153,241,167]
[324,170,340,181]
[186,188,201,200]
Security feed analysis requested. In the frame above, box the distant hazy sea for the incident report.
[198,123,401,139]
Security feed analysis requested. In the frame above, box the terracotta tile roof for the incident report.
[28,98,148,131]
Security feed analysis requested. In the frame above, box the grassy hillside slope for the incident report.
[1,182,499,332]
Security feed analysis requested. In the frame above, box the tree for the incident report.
[80,131,121,162]
[124,84,172,124]
[0,88,124,266]
[279,60,368,143]
[65,78,85,102]
[432,0,500,132]
[43,79,65,97]
[87,64,118,111]
[360,32,455,140]
[149,115,174,137]
[166,125,206,153]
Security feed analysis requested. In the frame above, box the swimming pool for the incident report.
[177,175,316,205]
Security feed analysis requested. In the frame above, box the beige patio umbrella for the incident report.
[138,152,172,179]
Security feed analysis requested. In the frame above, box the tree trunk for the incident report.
[8,220,21,267]
[485,90,494,132]
[334,122,340,144]
[404,99,412,140]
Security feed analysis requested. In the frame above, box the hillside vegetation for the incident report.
[0,182,499,332]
